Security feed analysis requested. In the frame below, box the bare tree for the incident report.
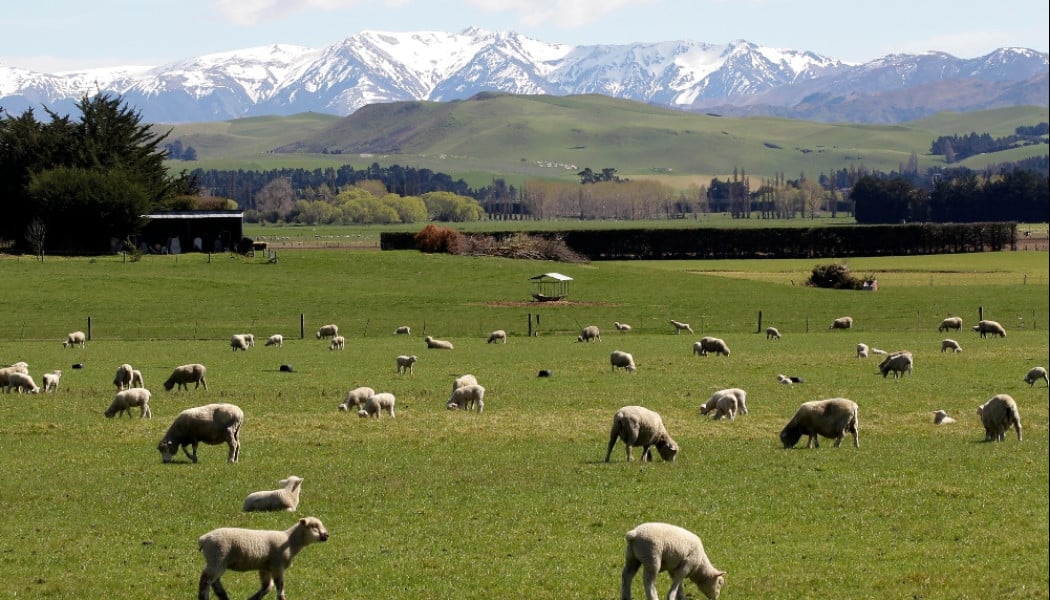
[25,218,46,261]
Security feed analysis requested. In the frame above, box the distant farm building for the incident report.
[530,272,573,301]
[138,210,243,254]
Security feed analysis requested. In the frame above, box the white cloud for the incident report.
[214,0,397,26]
[465,0,653,29]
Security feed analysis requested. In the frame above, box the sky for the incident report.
[2,0,1047,73]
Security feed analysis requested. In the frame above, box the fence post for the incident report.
[300,314,305,340]
[757,311,763,333]
[528,313,533,337]
[87,316,92,341]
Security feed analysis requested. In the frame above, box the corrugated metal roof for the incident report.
[144,211,243,220]
[530,272,573,281]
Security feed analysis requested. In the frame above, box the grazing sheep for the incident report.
[830,316,853,330]
[765,326,781,340]
[363,392,396,418]
[780,398,860,449]
[62,331,86,348]
[5,371,40,394]
[693,336,731,357]
[856,343,869,358]
[242,476,304,512]
[1023,366,1049,387]
[113,363,134,391]
[576,325,601,343]
[699,388,748,420]
[0,362,30,388]
[977,394,1022,442]
[230,334,249,351]
[163,364,208,391]
[932,410,956,425]
[424,335,454,350]
[938,316,963,332]
[487,329,508,344]
[338,386,376,412]
[104,388,152,419]
[395,355,417,374]
[394,325,411,335]
[878,351,913,379]
[264,334,284,347]
[669,319,693,335]
[315,324,339,339]
[610,350,637,373]
[972,319,1006,338]
[447,384,485,413]
[452,374,479,394]
[157,403,243,463]
[940,339,962,353]
[614,321,633,333]
[130,369,144,388]
[621,522,726,600]
[328,335,346,351]
[605,405,678,463]
[42,370,62,393]
[197,516,329,600]
[238,334,256,347]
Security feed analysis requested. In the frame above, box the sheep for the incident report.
[113,363,134,391]
[5,371,40,394]
[452,374,479,394]
[242,476,304,512]
[699,388,748,420]
[1023,366,1049,387]
[104,388,152,419]
[605,405,679,463]
[610,350,637,373]
[830,316,853,330]
[238,333,256,347]
[932,410,956,425]
[394,325,411,335]
[669,319,693,335]
[780,398,860,449]
[264,334,284,347]
[878,351,913,379]
[0,363,30,388]
[157,403,243,463]
[315,324,339,339]
[163,364,209,391]
[447,384,485,413]
[940,339,962,353]
[576,325,601,343]
[337,386,376,412]
[424,335,454,350]
[765,326,781,340]
[614,321,632,333]
[856,343,869,358]
[938,316,963,332]
[62,330,86,348]
[621,522,726,600]
[42,370,62,393]
[230,334,249,351]
[197,516,329,600]
[487,329,508,344]
[972,319,1006,338]
[130,369,144,388]
[776,374,792,385]
[395,355,417,374]
[977,394,1022,442]
[328,335,345,351]
[693,336,730,357]
[363,392,396,418]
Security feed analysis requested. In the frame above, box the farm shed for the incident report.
[138,210,243,254]
[530,272,573,301]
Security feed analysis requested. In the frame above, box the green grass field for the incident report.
[1,247,1047,599]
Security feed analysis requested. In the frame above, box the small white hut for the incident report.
[530,272,573,301]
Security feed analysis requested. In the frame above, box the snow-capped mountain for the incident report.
[1,28,1046,124]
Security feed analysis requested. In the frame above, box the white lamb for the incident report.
[447,384,485,413]
[242,476,304,512]
[328,335,346,350]
[1023,366,1048,387]
[621,522,726,600]
[338,386,376,412]
[424,335,454,349]
[104,388,152,419]
[940,339,962,353]
[238,333,256,347]
[394,325,411,335]
[693,336,731,357]
[977,394,1022,442]
[62,331,86,348]
[315,324,339,339]
[856,343,869,358]
[230,334,249,351]
[396,355,417,374]
[938,316,963,332]
[5,371,40,394]
[605,405,678,463]
[577,325,601,343]
[131,369,144,388]
[363,392,396,418]
[780,398,859,449]
[157,403,242,463]
[113,363,134,391]
[487,329,508,344]
[614,321,633,333]
[264,334,284,347]
[699,388,748,420]
[765,326,781,340]
[42,370,62,393]
[610,350,637,373]
[669,319,693,335]
[830,316,853,330]
[197,516,329,600]
[972,319,1006,338]
[451,374,478,394]
[163,363,208,391]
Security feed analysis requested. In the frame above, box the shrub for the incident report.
[414,224,465,254]
[806,263,864,289]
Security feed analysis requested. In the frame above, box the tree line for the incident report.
[930,123,1048,163]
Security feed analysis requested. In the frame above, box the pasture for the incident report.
[0,248,1047,599]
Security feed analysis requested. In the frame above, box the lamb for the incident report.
[230,334,249,351]
[614,321,632,333]
[669,319,693,335]
[264,334,284,347]
[447,384,485,413]
[972,319,1006,338]
[605,405,679,463]
[315,324,339,339]
[780,398,860,449]
[337,386,376,412]
[0,362,29,388]
[42,370,62,392]
[878,351,913,379]
[104,388,152,419]
[394,325,411,335]
[693,336,730,357]
[157,403,243,463]
[621,522,726,600]
[940,339,962,353]
[932,410,956,425]
[765,326,781,340]
[1023,366,1049,387]
[113,363,134,390]
[856,343,869,358]
[938,316,963,332]
[238,333,256,347]
[699,388,748,420]
[977,394,1022,442]
[163,364,208,391]
[424,335,454,350]
[452,374,478,394]
[363,392,396,418]
[242,476,304,512]
[197,516,329,600]
[62,330,86,348]
[5,371,40,393]
[610,350,637,373]
[328,335,345,350]
[576,325,601,343]
[486,329,507,344]
[830,316,853,330]
[131,369,144,388]
[395,355,417,374]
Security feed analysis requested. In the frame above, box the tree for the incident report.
[253,178,296,222]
